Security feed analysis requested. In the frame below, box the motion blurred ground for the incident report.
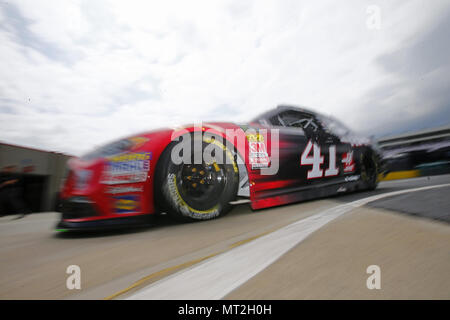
[0,175,449,299]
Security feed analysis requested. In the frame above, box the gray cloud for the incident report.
[361,7,450,137]
[377,9,450,78]
[0,2,81,64]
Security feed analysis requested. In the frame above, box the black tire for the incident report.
[155,133,239,222]
[361,151,379,190]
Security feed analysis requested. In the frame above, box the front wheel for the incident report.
[155,134,239,222]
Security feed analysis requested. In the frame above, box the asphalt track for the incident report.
[0,174,449,299]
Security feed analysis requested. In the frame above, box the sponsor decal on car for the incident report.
[105,186,144,194]
[249,154,271,169]
[345,174,360,182]
[342,151,355,173]
[247,134,270,169]
[246,133,264,142]
[101,152,152,185]
[114,195,140,213]
[108,152,152,163]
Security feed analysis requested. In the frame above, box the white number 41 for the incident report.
[300,140,339,179]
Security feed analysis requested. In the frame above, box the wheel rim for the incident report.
[176,162,227,210]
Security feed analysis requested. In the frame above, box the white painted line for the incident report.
[127,183,450,300]
[229,199,251,205]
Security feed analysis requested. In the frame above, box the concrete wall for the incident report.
[0,143,72,212]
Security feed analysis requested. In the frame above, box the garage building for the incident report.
[0,142,71,213]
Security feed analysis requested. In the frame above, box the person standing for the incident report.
[0,165,29,219]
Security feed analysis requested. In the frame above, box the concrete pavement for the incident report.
[1,175,449,299]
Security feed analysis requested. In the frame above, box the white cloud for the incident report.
[1,0,449,155]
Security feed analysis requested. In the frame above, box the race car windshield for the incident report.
[81,139,133,161]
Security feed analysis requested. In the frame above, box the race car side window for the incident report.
[268,114,283,126]
[277,111,320,132]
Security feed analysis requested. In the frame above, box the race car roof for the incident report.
[251,104,322,123]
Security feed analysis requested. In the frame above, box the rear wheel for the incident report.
[361,151,379,190]
[155,134,239,222]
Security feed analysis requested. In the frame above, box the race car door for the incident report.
[249,109,348,209]
[275,109,346,185]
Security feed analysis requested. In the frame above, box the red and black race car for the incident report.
[57,105,383,230]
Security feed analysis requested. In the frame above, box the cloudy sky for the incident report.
[1,0,449,156]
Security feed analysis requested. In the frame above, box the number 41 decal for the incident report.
[300,140,339,179]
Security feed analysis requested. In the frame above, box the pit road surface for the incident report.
[1,175,449,299]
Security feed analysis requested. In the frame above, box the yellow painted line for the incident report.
[228,228,278,249]
[380,170,420,181]
[103,227,281,300]
[104,251,223,300]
